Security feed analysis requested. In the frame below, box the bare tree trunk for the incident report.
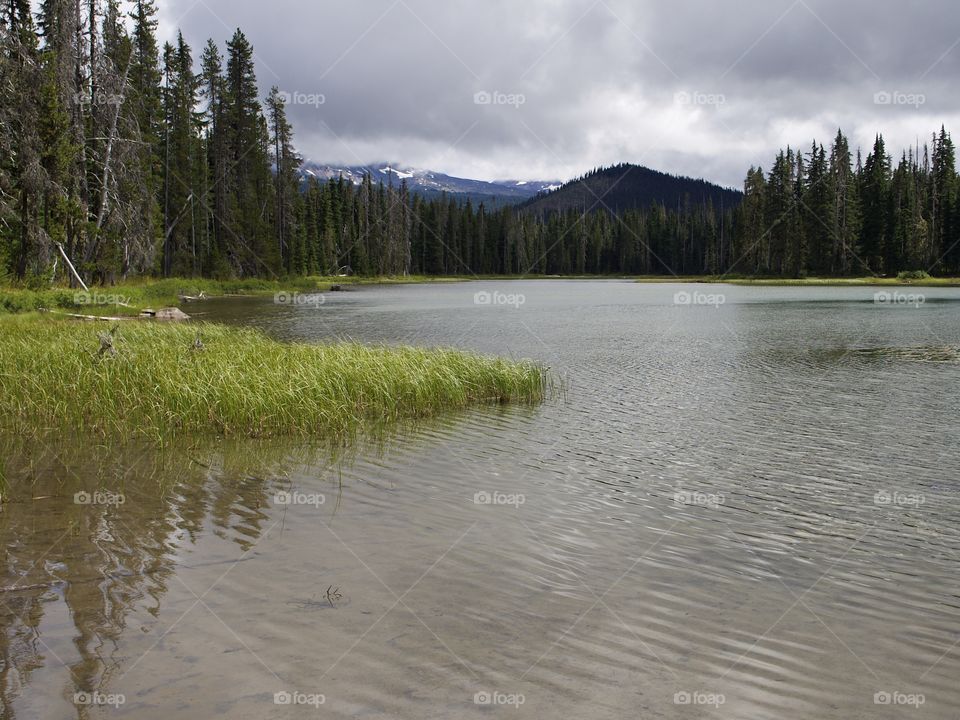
[56,242,89,291]
[83,61,131,265]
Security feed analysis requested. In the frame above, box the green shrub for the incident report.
[897,270,930,281]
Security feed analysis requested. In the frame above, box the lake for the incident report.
[2,280,959,718]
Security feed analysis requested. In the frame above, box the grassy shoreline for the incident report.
[0,315,547,439]
[0,276,458,317]
[627,274,960,286]
[700,276,960,287]
[3,272,958,318]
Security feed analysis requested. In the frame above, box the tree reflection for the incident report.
[0,435,349,718]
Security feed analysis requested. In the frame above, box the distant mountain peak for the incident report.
[521,163,742,214]
[298,160,738,212]
[299,161,561,206]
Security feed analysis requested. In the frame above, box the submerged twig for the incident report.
[325,585,342,608]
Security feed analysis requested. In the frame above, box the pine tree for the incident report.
[223,29,275,275]
[803,142,831,275]
[828,130,860,275]
[1,0,44,278]
[162,33,200,276]
[860,135,891,273]
[733,166,766,274]
[123,0,161,269]
[199,38,228,274]
[931,126,957,271]
[765,150,794,275]
[265,86,301,272]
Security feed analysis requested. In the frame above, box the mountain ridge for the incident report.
[521,163,743,215]
[299,161,561,206]
[299,161,742,213]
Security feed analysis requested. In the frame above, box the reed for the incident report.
[0,315,547,439]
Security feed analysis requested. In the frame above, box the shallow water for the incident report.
[3,280,960,718]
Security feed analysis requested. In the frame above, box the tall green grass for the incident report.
[0,277,327,316]
[0,276,468,318]
[0,316,547,439]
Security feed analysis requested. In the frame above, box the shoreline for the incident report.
[2,273,958,319]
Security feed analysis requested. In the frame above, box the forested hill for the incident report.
[521,164,743,215]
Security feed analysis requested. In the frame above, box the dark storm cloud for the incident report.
[159,0,960,187]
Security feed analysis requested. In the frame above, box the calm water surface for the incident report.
[3,280,960,719]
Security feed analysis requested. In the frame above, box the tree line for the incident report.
[733,128,958,277]
[225,127,960,278]
[0,0,301,282]
[1,1,957,282]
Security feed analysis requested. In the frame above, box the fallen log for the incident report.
[42,307,191,322]
[43,309,134,322]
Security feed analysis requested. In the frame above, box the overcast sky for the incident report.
[158,0,960,188]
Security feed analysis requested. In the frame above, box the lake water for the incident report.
[3,280,960,719]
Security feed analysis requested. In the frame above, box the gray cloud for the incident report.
[160,0,960,187]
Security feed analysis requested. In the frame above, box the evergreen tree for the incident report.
[860,135,892,272]
[803,142,831,276]
[931,126,957,271]
[265,86,301,272]
[162,33,200,276]
[828,130,860,274]
[223,29,274,275]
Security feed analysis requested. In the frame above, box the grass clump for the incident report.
[0,315,547,439]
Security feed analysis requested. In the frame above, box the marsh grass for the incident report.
[0,277,326,316]
[0,276,465,318]
[0,315,547,439]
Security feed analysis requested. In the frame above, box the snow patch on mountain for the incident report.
[299,161,562,204]
[380,166,414,179]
